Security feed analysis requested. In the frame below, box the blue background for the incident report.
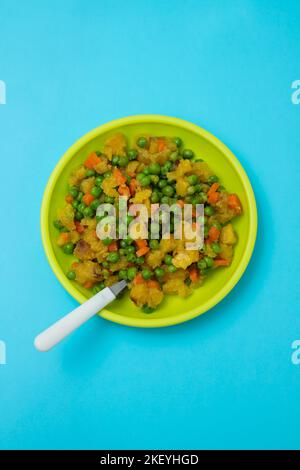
[0,0,299,450]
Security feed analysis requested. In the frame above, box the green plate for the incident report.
[41,115,257,327]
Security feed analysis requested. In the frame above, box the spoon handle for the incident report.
[34,287,115,352]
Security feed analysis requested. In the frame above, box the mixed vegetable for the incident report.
[53,133,242,313]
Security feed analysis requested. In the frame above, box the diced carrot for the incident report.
[129,178,138,196]
[207,183,220,204]
[118,184,130,197]
[82,193,94,206]
[148,280,160,289]
[189,267,199,282]
[75,221,84,234]
[134,273,145,284]
[177,199,184,208]
[108,241,118,252]
[57,232,70,245]
[113,168,127,185]
[228,194,242,213]
[84,152,101,169]
[157,138,166,152]
[208,226,220,242]
[136,246,150,257]
[65,194,73,203]
[71,262,79,269]
[214,258,230,267]
[135,239,148,249]
[83,280,93,289]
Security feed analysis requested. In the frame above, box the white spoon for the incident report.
[34,280,127,352]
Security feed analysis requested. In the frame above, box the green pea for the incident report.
[136,173,144,182]
[140,175,151,187]
[211,242,221,254]
[111,155,120,166]
[86,169,96,177]
[187,186,196,195]
[158,179,167,189]
[185,195,193,203]
[103,238,113,246]
[90,199,100,210]
[182,149,194,159]
[127,267,137,281]
[212,222,222,230]
[126,253,137,263]
[102,261,109,268]
[155,267,165,278]
[161,196,170,204]
[204,205,215,216]
[208,175,219,185]
[136,256,145,264]
[128,149,138,160]
[142,305,155,314]
[92,283,105,294]
[104,196,114,203]
[149,239,160,249]
[137,137,148,148]
[169,151,179,162]
[104,171,112,178]
[69,186,79,198]
[125,245,135,254]
[161,161,172,174]
[197,259,207,270]
[148,162,161,175]
[167,264,177,273]
[63,243,74,254]
[53,220,63,230]
[119,248,126,256]
[83,206,95,218]
[91,186,102,198]
[72,200,79,209]
[173,137,182,147]
[120,240,128,248]
[118,269,128,280]
[75,211,83,221]
[199,192,208,203]
[125,237,133,245]
[191,195,201,204]
[162,185,174,197]
[187,175,199,185]
[150,175,159,185]
[119,155,129,167]
[204,256,214,268]
[142,268,152,280]
[164,254,173,265]
[151,191,160,203]
[77,191,83,201]
[107,252,120,263]
[66,270,76,280]
[95,176,104,187]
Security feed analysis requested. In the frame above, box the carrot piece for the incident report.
[189,267,199,282]
[207,182,220,204]
[84,152,101,169]
[129,178,138,196]
[214,258,230,267]
[177,199,184,208]
[135,239,148,249]
[157,138,166,152]
[148,280,160,289]
[108,241,118,252]
[75,221,84,234]
[208,226,220,242]
[82,193,94,206]
[136,246,150,257]
[113,168,127,185]
[83,280,93,289]
[228,194,242,213]
[71,262,79,269]
[134,273,145,284]
[65,194,73,203]
[118,184,130,197]
[57,232,70,245]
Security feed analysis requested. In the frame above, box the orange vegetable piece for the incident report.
[136,246,150,257]
[84,152,101,169]
[113,168,127,185]
[189,267,199,282]
[75,221,84,234]
[228,194,242,214]
[208,226,220,242]
[118,184,130,197]
[177,199,184,208]
[82,193,94,206]
[214,258,230,267]
[133,273,145,285]
[65,194,73,203]
[135,239,148,249]
[83,281,93,289]
[148,280,160,289]
[129,178,138,195]
[157,138,166,152]
[57,232,70,245]
[108,241,118,252]
[207,183,220,204]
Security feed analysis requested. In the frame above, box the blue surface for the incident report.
[0,0,300,450]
